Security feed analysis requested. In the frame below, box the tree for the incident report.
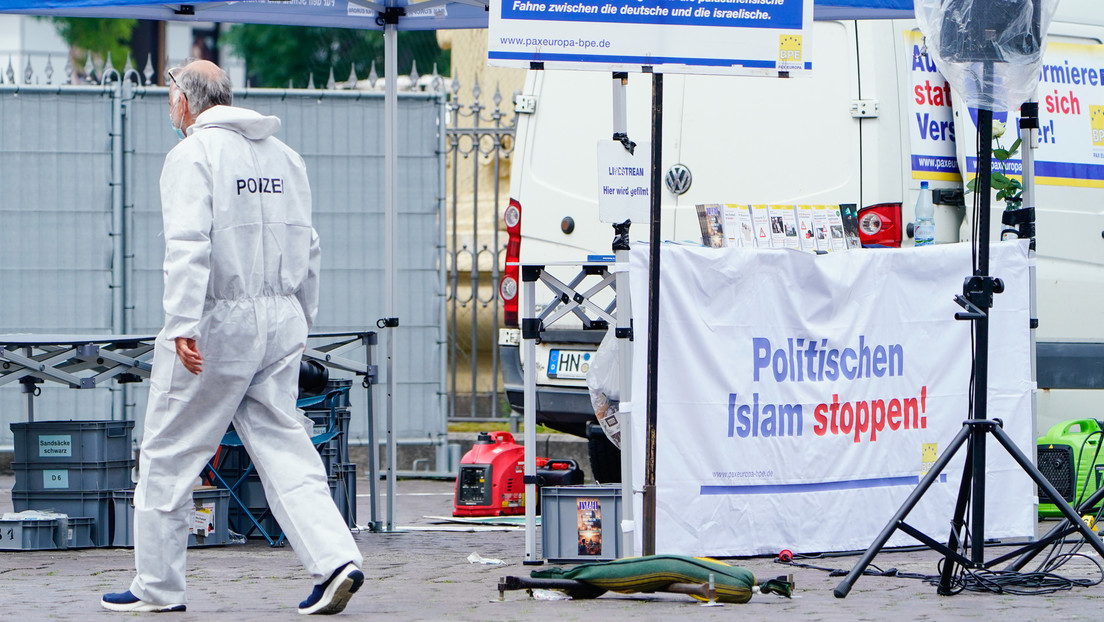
[221,24,449,88]
[47,17,137,73]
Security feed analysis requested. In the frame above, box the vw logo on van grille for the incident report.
[665,164,692,195]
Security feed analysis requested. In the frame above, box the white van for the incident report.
[498,4,1104,482]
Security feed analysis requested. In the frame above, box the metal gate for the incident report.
[444,75,517,423]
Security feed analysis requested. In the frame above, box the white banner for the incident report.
[487,0,813,75]
[629,242,1035,555]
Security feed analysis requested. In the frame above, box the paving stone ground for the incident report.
[2,474,1103,621]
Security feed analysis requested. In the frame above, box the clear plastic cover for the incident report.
[915,0,1059,111]
[585,327,622,449]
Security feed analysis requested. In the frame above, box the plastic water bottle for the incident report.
[914,181,935,247]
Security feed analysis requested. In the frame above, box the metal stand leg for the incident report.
[522,270,540,564]
[363,332,382,532]
[614,224,634,558]
[834,423,972,597]
[1005,479,1104,572]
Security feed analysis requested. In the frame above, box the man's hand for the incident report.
[175,337,203,374]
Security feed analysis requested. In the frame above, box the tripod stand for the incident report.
[833,104,1104,598]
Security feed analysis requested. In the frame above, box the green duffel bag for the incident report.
[531,554,793,603]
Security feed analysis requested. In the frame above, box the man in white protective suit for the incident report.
[102,60,364,615]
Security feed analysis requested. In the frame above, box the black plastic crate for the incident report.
[230,463,357,538]
[222,472,267,510]
[14,459,134,493]
[319,442,342,477]
[12,490,113,547]
[0,518,59,551]
[305,409,350,438]
[11,420,134,464]
[299,380,352,410]
[64,517,96,549]
[541,485,623,562]
[228,505,281,540]
[112,488,231,548]
[342,463,356,528]
[328,463,357,528]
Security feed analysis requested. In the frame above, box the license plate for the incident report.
[548,349,592,379]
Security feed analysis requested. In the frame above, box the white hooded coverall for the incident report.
[130,105,362,606]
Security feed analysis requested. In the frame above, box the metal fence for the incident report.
[0,56,449,469]
[444,76,517,423]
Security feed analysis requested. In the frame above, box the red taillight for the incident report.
[857,202,902,248]
[501,199,522,327]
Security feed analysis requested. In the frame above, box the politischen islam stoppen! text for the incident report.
[730,336,930,443]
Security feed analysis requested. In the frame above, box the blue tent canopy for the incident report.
[0,0,915,30]
[813,0,913,20]
[0,0,492,31]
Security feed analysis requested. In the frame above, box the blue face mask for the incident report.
[169,94,186,140]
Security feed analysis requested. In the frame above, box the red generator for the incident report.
[453,431,583,517]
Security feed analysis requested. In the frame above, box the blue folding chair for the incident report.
[203,386,349,547]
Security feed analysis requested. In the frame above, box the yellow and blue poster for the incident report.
[907,30,961,182]
[909,31,1104,189]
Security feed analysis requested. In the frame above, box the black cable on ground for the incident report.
[773,529,1104,595]
[927,553,1103,595]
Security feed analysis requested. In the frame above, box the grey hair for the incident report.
[175,63,233,113]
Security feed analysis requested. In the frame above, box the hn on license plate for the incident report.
[548,349,591,379]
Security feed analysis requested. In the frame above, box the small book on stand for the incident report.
[826,204,847,251]
[812,205,831,253]
[721,204,743,247]
[696,203,726,247]
[733,204,756,247]
[796,204,816,252]
[751,204,773,248]
[770,204,800,249]
[767,204,787,248]
[839,203,862,249]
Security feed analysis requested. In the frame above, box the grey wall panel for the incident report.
[345,383,445,443]
[0,88,119,447]
[0,89,115,335]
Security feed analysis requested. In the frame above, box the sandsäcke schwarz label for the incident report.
[38,435,72,458]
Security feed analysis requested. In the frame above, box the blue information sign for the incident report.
[489,0,813,75]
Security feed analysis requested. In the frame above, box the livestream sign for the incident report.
[628,242,1034,556]
[487,0,813,75]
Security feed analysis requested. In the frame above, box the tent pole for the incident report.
[642,71,662,556]
[110,78,127,421]
[384,14,398,533]
[611,72,635,559]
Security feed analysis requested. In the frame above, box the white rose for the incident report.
[992,120,1006,138]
